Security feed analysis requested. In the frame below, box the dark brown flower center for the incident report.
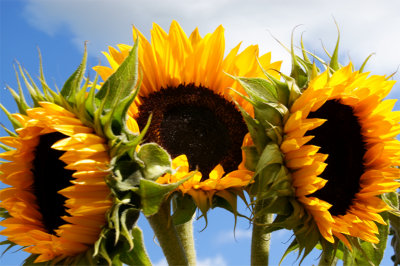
[136,84,248,181]
[32,132,73,235]
[306,100,367,216]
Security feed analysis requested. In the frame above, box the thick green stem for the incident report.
[251,212,273,266]
[176,216,196,265]
[147,202,188,265]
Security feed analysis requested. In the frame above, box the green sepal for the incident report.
[382,191,400,216]
[60,44,87,105]
[23,248,103,265]
[6,84,29,115]
[289,30,309,89]
[93,223,150,266]
[172,193,197,226]
[109,158,142,192]
[280,239,299,265]
[95,40,139,110]
[0,123,17,137]
[231,76,279,103]
[254,142,283,177]
[236,102,269,154]
[11,65,30,114]
[135,176,193,216]
[294,222,321,264]
[359,53,375,73]
[241,145,259,172]
[119,227,151,265]
[280,74,302,109]
[328,21,341,72]
[0,207,11,219]
[91,40,139,139]
[0,103,22,130]
[137,143,173,181]
[389,211,400,265]
[0,240,20,256]
[16,62,48,106]
[120,208,141,250]
[318,240,339,266]
[257,61,290,106]
[84,75,98,119]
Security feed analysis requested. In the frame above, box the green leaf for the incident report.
[60,44,87,105]
[137,143,172,181]
[172,193,197,225]
[120,227,152,266]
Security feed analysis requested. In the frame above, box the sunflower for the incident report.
[0,102,112,263]
[281,64,400,246]
[93,21,281,210]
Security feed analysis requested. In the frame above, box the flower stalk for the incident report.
[146,201,188,265]
[176,215,197,265]
[251,205,273,266]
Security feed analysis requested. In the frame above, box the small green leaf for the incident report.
[137,143,172,181]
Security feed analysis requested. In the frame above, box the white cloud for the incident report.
[215,228,252,244]
[154,255,227,266]
[23,0,400,88]
[197,254,227,266]
[153,258,168,266]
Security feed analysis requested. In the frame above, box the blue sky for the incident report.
[1,0,399,265]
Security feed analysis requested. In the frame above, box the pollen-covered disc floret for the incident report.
[282,64,400,246]
[93,21,281,209]
[0,102,112,262]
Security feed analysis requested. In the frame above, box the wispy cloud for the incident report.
[23,0,400,90]
[215,228,252,244]
[154,255,227,266]
[1,2,399,265]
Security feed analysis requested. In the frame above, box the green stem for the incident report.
[318,250,338,266]
[251,211,273,266]
[147,202,188,265]
[175,216,196,265]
